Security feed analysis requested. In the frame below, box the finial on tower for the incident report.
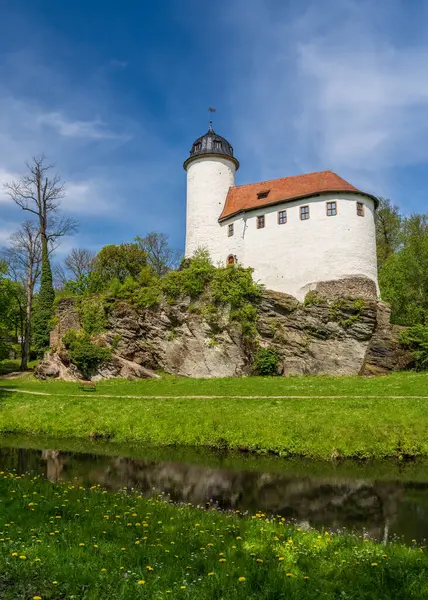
[208,106,216,131]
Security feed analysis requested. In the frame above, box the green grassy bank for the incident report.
[1,471,427,600]
[0,372,428,459]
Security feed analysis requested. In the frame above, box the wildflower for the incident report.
[11,552,18,557]
[371,562,378,567]
[135,540,140,545]
[19,555,27,560]
[52,581,58,585]
[383,554,388,558]
[304,576,309,580]
[256,558,263,563]
[219,558,226,562]
[101,568,107,572]
[238,576,246,582]
[137,580,145,585]
[146,565,153,571]
[121,547,126,551]
[33,597,42,600]
[208,572,214,576]
[278,557,284,561]
[79,543,85,547]
[180,586,186,589]
[286,573,293,577]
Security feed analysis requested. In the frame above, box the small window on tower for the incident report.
[278,210,287,224]
[194,143,201,153]
[257,190,270,199]
[356,202,365,217]
[300,205,310,220]
[257,215,265,229]
[227,255,235,265]
[214,140,222,150]
[228,223,234,237]
[326,201,337,216]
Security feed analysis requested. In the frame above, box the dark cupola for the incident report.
[183,122,239,170]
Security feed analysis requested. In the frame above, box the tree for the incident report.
[65,248,95,280]
[379,214,428,325]
[0,260,16,363]
[93,243,147,284]
[135,232,181,277]
[4,156,77,354]
[375,197,403,271]
[2,222,43,369]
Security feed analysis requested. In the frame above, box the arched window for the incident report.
[227,255,235,265]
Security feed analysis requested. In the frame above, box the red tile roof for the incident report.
[219,170,377,221]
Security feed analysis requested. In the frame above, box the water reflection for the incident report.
[1,446,428,544]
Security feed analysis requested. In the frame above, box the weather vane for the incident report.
[208,106,216,131]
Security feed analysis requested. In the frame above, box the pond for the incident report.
[0,435,427,545]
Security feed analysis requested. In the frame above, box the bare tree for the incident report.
[4,155,78,353]
[52,263,69,290]
[135,232,182,277]
[65,248,96,280]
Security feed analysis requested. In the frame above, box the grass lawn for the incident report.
[0,372,428,459]
[1,471,427,600]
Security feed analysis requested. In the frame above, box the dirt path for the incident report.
[1,388,428,400]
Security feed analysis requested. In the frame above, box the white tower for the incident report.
[184,122,239,263]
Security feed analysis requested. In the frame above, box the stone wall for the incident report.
[314,276,378,300]
[49,298,81,349]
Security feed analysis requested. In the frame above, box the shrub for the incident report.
[253,347,280,376]
[62,330,111,378]
[399,325,428,371]
[78,298,108,335]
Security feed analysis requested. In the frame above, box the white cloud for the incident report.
[227,0,428,197]
[36,111,130,140]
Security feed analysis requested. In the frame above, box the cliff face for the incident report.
[37,290,410,380]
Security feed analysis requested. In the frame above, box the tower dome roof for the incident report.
[184,122,239,170]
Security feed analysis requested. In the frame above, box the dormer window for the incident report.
[257,190,270,199]
[214,140,222,150]
[193,143,201,153]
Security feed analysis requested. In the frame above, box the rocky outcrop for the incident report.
[36,288,411,380]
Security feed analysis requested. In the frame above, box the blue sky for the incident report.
[1,0,428,259]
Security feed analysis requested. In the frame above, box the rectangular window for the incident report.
[228,223,234,237]
[300,205,310,220]
[326,201,337,216]
[257,215,265,229]
[257,190,270,199]
[357,202,365,217]
[278,210,287,224]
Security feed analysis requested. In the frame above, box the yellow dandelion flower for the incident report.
[286,573,293,577]
[135,540,140,545]
[180,586,186,589]
[304,575,309,580]
[79,543,85,547]
[371,562,378,567]
[33,597,42,600]
[383,554,388,558]
[278,557,284,561]
[146,565,153,571]
[101,568,106,572]
[208,572,214,576]
[238,576,246,582]
[219,558,226,563]
[19,555,27,560]
[52,581,58,585]
[11,552,18,557]
[121,547,126,551]
[256,558,263,563]
[137,580,145,585]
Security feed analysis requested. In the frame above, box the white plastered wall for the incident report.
[220,193,378,300]
[185,156,236,262]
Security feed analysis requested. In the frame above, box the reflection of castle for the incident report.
[37,448,412,542]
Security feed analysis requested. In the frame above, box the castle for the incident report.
[184,123,379,301]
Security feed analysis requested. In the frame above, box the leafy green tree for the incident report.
[4,156,77,355]
[0,261,16,362]
[375,197,403,271]
[379,214,428,325]
[93,243,147,284]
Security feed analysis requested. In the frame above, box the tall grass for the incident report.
[1,472,427,599]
